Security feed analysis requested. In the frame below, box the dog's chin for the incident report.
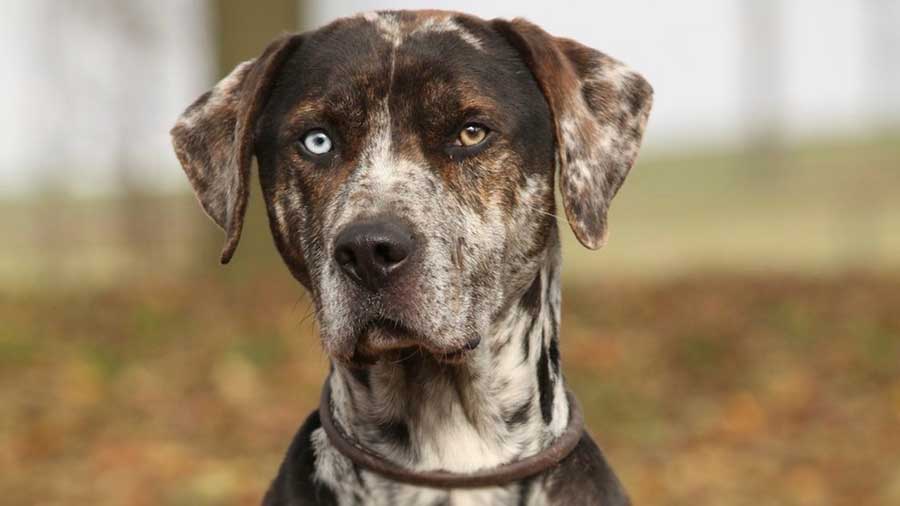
[343,318,477,366]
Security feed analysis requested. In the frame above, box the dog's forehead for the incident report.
[261,10,548,153]
[358,10,485,50]
[257,9,556,210]
[291,11,513,98]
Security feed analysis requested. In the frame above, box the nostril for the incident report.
[334,245,361,283]
[335,245,355,267]
[373,243,391,264]
[374,241,408,266]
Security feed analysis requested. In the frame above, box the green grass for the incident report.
[562,132,900,278]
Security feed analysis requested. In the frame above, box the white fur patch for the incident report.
[362,11,403,47]
[311,428,360,499]
[360,11,484,51]
[411,17,484,51]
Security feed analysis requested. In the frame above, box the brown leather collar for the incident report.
[318,380,585,489]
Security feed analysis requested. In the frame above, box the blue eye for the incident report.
[302,130,333,155]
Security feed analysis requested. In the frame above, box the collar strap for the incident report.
[318,380,585,489]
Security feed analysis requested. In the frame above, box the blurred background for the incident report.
[1,1,898,505]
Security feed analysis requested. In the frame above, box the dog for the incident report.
[172,10,652,505]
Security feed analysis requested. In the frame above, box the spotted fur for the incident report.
[493,19,654,249]
[171,9,651,506]
[171,34,303,263]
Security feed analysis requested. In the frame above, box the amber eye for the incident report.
[457,123,489,147]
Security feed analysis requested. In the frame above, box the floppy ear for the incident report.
[170,34,302,264]
[493,19,653,249]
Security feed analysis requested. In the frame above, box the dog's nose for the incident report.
[333,220,414,291]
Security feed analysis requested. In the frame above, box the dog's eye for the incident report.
[301,130,333,155]
[457,123,489,147]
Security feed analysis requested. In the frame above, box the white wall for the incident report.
[0,0,214,196]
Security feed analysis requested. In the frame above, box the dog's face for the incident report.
[255,13,560,362]
[172,11,652,364]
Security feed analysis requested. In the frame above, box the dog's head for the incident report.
[172,11,652,364]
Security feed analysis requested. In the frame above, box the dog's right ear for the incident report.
[171,34,302,264]
[493,19,653,250]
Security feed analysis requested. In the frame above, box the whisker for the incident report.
[518,202,574,229]
[390,347,420,365]
[298,297,317,327]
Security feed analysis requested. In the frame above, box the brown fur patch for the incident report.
[170,34,303,263]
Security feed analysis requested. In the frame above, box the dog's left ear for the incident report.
[171,34,302,264]
[494,19,653,249]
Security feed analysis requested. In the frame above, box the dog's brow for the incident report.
[284,92,365,125]
[287,102,324,118]
[455,96,502,116]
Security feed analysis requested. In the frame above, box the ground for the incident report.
[2,273,899,506]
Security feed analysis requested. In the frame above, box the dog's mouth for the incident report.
[351,317,478,365]
[357,317,417,345]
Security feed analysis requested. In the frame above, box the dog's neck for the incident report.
[327,242,569,473]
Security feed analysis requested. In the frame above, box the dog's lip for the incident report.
[353,317,419,354]
[433,348,471,365]
[351,318,481,363]
[358,317,417,341]
[436,335,481,364]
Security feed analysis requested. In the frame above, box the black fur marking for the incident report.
[518,477,534,506]
[545,434,631,505]
[504,399,532,428]
[377,419,411,448]
[262,411,338,506]
[348,366,371,390]
[547,272,560,375]
[537,339,555,424]
[521,313,539,363]
[351,462,365,487]
[520,272,542,316]
[549,333,560,376]
[520,273,543,362]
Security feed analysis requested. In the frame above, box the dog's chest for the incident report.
[349,484,546,506]
[327,477,550,506]
[310,428,550,505]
